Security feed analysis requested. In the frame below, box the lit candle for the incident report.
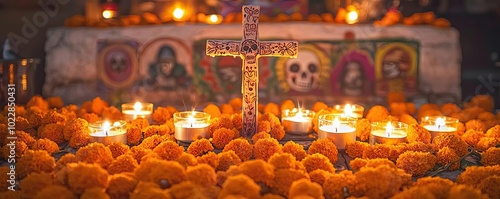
[89,120,127,145]
[172,8,185,21]
[346,10,358,24]
[421,116,458,141]
[101,0,118,19]
[122,102,153,121]
[282,108,315,135]
[333,104,364,119]
[174,111,211,142]
[370,121,408,145]
[318,114,357,150]
[206,14,222,24]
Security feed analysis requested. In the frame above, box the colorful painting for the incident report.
[374,42,419,96]
[97,40,139,89]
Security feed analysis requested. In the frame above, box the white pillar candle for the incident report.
[174,111,211,142]
[122,102,153,121]
[282,108,315,135]
[370,121,408,145]
[89,120,127,145]
[318,114,357,150]
[421,116,458,141]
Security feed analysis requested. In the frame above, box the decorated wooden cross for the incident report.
[206,5,298,137]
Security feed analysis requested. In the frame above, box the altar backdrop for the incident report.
[44,23,460,106]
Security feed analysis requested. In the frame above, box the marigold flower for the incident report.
[134,158,185,186]
[441,103,461,116]
[38,123,64,144]
[456,165,500,187]
[229,97,243,111]
[17,150,55,179]
[27,95,49,111]
[264,103,280,117]
[152,140,184,160]
[80,113,100,123]
[481,147,500,166]
[152,107,171,124]
[107,154,138,175]
[213,128,235,149]
[476,137,498,151]
[204,103,222,118]
[345,141,369,159]
[396,151,436,176]
[308,138,338,163]
[186,164,217,187]
[352,165,409,199]
[129,181,169,199]
[19,172,54,199]
[35,185,75,199]
[308,169,333,186]
[282,141,307,161]
[477,175,500,199]
[64,118,90,147]
[355,119,371,141]
[288,179,323,199]
[217,151,242,171]
[301,153,334,173]
[350,158,396,171]
[362,144,391,159]
[220,103,234,115]
[187,138,214,156]
[312,101,328,112]
[67,162,109,194]
[32,138,59,154]
[107,173,138,199]
[399,114,418,125]
[219,174,261,199]
[208,116,233,137]
[197,152,220,169]
[55,153,77,172]
[269,125,286,141]
[254,138,282,161]
[436,146,460,170]
[323,170,356,199]
[486,125,500,139]
[42,110,67,125]
[267,153,296,170]
[270,168,309,196]
[223,138,253,161]
[366,105,389,122]
[75,142,114,169]
[237,159,275,186]
[448,184,489,199]
[413,176,454,199]
[465,119,486,132]
[169,181,209,198]
[432,134,469,156]
[138,134,169,150]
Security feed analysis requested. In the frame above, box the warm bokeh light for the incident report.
[102,10,114,19]
[346,10,358,24]
[173,8,185,21]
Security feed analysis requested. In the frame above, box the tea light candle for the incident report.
[282,108,315,135]
[421,116,458,141]
[89,120,127,145]
[122,102,153,121]
[174,111,211,142]
[318,114,357,150]
[206,14,222,24]
[333,104,364,119]
[370,121,408,145]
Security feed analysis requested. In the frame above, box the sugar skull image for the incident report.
[276,44,330,94]
[375,43,418,96]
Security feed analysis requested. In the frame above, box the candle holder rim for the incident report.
[420,115,459,122]
[371,121,408,128]
[174,111,211,119]
[318,113,357,121]
[89,120,127,129]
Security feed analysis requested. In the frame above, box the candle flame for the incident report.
[344,104,353,117]
[102,10,113,19]
[173,8,185,20]
[208,14,219,23]
[346,10,358,24]
[103,121,111,136]
[188,113,195,127]
[385,122,393,137]
[436,117,445,129]
[333,117,340,132]
[133,102,142,112]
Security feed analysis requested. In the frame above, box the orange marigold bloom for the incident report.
[301,153,334,173]
[448,184,489,199]
[432,134,469,156]
[387,92,406,104]
[1,141,28,159]
[67,162,109,194]
[413,177,454,199]
[56,153,78,171]
[345,141,369,159]
[129,181,170,198]
[355,119,371,141]
[441,103,461,116]
[362,144,391,159]
[138,134,169,150]
[80,113,100,123]
[38,123,64,144]
[252,131,271,143]
[477,175,500,199]
[219,174,261,199]
[42,109,67,125]
[391,186,439,199]
[259,112,281,128]
[268,153,296,170]
[130,118,149,131]
[212,128,235,149]
[282,141,307,161]
[175,153,197,168]
[153,140,184,160]
[289,179,324,199]
[456,165,500,187]
[0,167,10,190]
[32,138,59,154]
[461,129,485,148]
[399,114,418,125]
[217,151,242,171]
[46,96,63,109]
[365,105,389,122]
[308,169,333,186]
[80,187,110,199]
[229,97,243,111]
[143,125,159,138]
[208,116,233,137]
[234,159,275,186]
[16,130,36,148]
[312,101,328,112]
[186,164,217,187]
[25,109,44,129]
[152,107,171,124]
[16,116,31,131]
[269,125,286,141]
[107,142,130,158]
[280,99,295,112]
[107,173,138,199]
[204,103,222,118]
[254,138,282,161]
[258,120,271,133]
[350,158,397,171]
[107,154,138,175]
[27,95,49,111]
[76,142,114,169]
[466,95,494,112]
[220,103,234,115]
[476,137,499,151]
[64,118,91,148]
[126,125,142,146]
[270,169,309,196]
[465,119,486,131]
[35,185,75,199]
[481,147,500,166]
[264,103,280,117]
[352,165,409,199]
[231,113,243,131]
[135,158,186,186]
[169,180,209,199]
[407,124,431,144]
[396,151,436,176]
[323,171,356,199]
[187,138,214,156]
[101,106,123,121]
[486,124,500,138]
[19,172,54,199]
[196,152,220,169]
[127,146,151,164]
[223,138,253,161]
[390,102,408,116]
[17,150,55,179]
[436,146,460,170]
[308,138,338,163]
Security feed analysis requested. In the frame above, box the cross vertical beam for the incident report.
[206,5,298,138]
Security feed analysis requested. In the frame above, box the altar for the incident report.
[43,22,461,106]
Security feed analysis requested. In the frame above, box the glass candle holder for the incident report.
[421,116,459,141]
[332,104,364,119]
[370,121,408,145]
[174,111,211,142]
[122,102,153,121]
[89,120,127,145]
[281,108,315,135]
[318,114,357,150]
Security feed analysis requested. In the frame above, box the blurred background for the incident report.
[0,0,499,108]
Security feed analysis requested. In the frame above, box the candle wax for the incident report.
[371,130,407,138]
[319,125,355,133]
[283,116,312,123]
[122,110,152,116]
[91,130,125,137]
[423,125,457,132]
[175,122,209,128]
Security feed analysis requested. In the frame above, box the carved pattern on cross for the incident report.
[206,5,298,138]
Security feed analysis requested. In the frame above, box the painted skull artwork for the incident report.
[285,50,320,92]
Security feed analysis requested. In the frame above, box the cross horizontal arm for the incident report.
[206,40,241,57]
[260,41,299,58]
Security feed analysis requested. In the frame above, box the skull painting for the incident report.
[285,50,320,92]
[110,53,127,72]
[241,39,259,64]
